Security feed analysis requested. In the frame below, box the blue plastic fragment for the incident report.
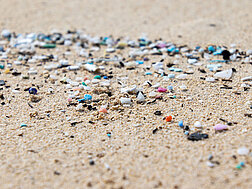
[168,74,175,78]
[77,99,86,103]
[178,121,184,128]
[167,46,176,52]
[136,60,144,64]
[145,72,152,75]
[174,68,183,72]
[29,88,37,95]
[84,94,92,100]
[240,162,245,167]
[208,60,227,63]
[208,46,216,52]
[184,131,189,135]
[167,86,173,90]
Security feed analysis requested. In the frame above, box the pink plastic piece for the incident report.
[157,87,167,92]
[157,43,166,48]
[213,124,228,131]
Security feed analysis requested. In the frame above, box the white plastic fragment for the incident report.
[76,104,83,111]
[91,79,100,84]
[68,65,80,70]
[137,92,145,102]
[149,91,157,98]
[84,64,98,72]
[206,77,216,82]
[12,90,21,94]
[124,61,138,68]
[180,85,187,91]
[106,48,115,53]
[70,81,79,86]
[104,163,110,170]
[1,29,11,38]
[28,70,38,75]
[14,61,22,65]
[176,74,187,80]
[194,121,202,128]
[50,75,57,80]
[246,49,252,55]
[153,62,164,71]
[121,85,137,93]
[237,147,249,155]
[120,97,132,104]
[152,83,160,88]
[241,76,252,81]
[188,59,197,64]
[214,69,233,79]
[206,161,215,168]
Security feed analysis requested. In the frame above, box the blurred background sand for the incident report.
[0,0,251,48]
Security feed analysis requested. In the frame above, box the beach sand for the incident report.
[0,0,251,188]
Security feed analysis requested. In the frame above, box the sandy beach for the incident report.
[0,0,251,188]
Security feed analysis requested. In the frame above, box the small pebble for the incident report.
[89,160,95,165]
[0,80,5,86]
[208,154,213,161]
[154,111,162,115]
[188,132,209,141]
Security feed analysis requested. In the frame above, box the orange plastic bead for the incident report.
[165,116,172,122]
[99,108,108,113]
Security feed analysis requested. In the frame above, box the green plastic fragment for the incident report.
[20,123,27,127]
[0,64,4,69]
[82,82,87,86]
[236,165,242,169]
[42,44,56,48]
[94,75,101,79]
[100,41,106,45]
